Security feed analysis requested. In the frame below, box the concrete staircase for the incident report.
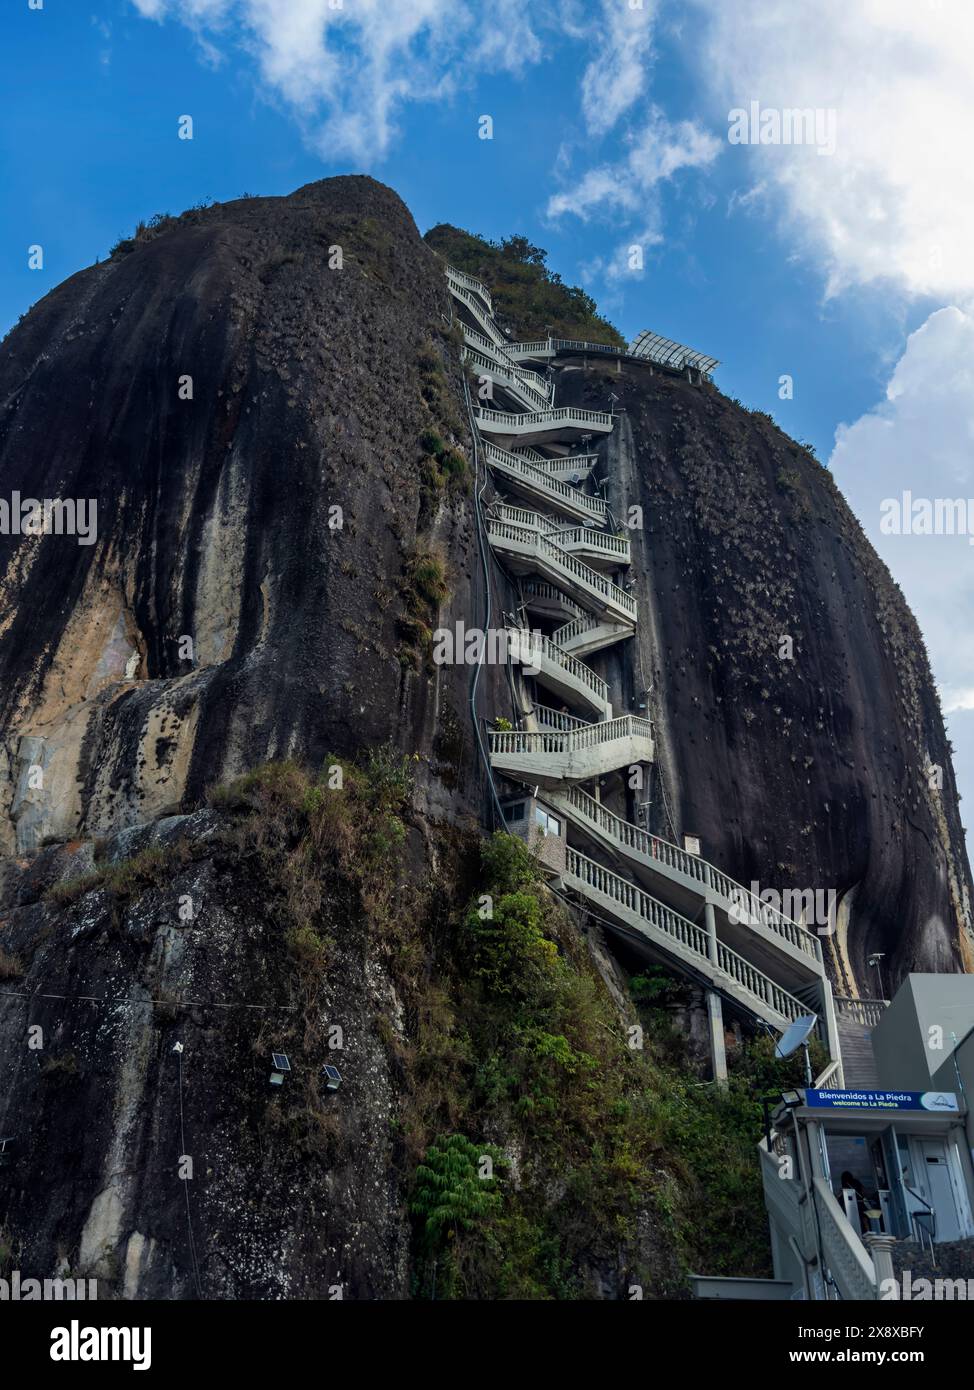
[834,997,885,1087]
[443,258,841,1080]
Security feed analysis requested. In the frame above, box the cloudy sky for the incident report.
[3,0,972,833]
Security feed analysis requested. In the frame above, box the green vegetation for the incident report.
[108,202,214,258]
[0,947,23,980]
[397,546,449,670]
[411,1134,506,1298]
[43,748,822,1299]
[419,424,468,497]
[40,1052,79,1081]
[45,842,190,923]
[396,832,820,1298]
[425,225,626,347]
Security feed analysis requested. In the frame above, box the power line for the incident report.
[0,987,296,1012]
[175,1044,204,1300]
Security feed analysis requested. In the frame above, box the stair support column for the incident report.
[705,990,728,1086]
[703,903,727,1085]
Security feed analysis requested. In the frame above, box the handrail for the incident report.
[813,1060,840,1088]
[553,614,626,646]
[522,580,584,620]
[477,405,613,432]
[833,996,888,1027]
[490,506,627,561]
[505,628,610,702]
[553,526,630,560]
[491,502,561,533]
[460,323,516,366]
[505,340,554,359]
[564,847,809,1024]
[445,263,493,311]
[532,703,592,731]
[553,784,821,961]
[525,453,598,474]
[461,348,552,411]
[486,518,637,618]
[812,1176,878,1301]
[448,282,509,349]
[491,715,653,759]
[485,442,608,520]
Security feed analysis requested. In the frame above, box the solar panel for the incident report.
[628,329,720,376]
[272,1053,291,1072]
[322,1064,342,1090]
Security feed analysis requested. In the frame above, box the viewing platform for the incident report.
[475,405,613,447]
[489,715,653,786]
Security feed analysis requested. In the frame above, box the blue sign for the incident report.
[805,1089,959,1113]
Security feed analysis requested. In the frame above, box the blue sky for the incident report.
[3,0,973,843]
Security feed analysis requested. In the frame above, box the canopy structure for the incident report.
[628,329,720,376]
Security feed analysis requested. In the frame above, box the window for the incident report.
[535,807,561,837]
[504,801,526,823]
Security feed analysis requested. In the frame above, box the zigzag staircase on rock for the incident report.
[443,263,843,1081]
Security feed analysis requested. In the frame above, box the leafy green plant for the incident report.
[425,225,626,347]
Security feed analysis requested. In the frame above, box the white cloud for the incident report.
[128,0,546,165]
[691,0,974,301]
[546,109,721,276]
[830,306,974,808]
[580,0,658,137]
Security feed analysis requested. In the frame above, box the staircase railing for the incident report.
[564,848,809,1024]
[833,996,888,1027]
[490,715,653,761]
[486,517,636,619]
[462,347,552,411]
[554,784,821,962]
[445,263,493,312]
[552,614,630,648]
[551,526,630,563]
[505,628,610,705]
[448,282,509,348]
[522,580,584,620]
[476,405,613,433]
[485,442,608,521]
[813,1177,878,1300]
[532,704,592,731]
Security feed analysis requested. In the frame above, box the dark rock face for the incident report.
[0,176,487,853]
[554,363,972,991]
[0,179,970,1300]
[0,813,414,1298]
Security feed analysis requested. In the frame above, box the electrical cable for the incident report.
[175,1044,204,1299]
